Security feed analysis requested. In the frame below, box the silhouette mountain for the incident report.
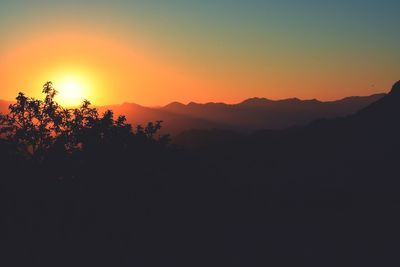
[268,81,400,144]
[94,94,385,135]
[164,94,385,130]
[357,80,400,119]
[266,81,400,159]
[167,81,400,266]
[0,94,384,136]
[174,82,399,151]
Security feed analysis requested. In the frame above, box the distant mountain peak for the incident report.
[164,101,186,109]
[356,80,400,119]
[389,80,400,96]
[240,97,272,106]
[243,97,269,102]
[188,101,199,106]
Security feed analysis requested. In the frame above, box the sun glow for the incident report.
[54,75,91,106]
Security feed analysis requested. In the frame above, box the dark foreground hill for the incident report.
[0,83,399,267]
[173,81,400,265]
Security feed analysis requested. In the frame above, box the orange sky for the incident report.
[1,1,399,106]
[1,29,396,107]
[1,31,214,106]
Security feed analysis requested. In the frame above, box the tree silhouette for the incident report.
[0,81,170,163]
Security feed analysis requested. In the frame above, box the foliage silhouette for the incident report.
[0,82,170,165]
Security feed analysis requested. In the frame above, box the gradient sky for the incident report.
[1,0,399,106]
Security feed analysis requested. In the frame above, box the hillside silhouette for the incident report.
[163,94,384,130]
[95,93,384,135]
[1,81,400,266]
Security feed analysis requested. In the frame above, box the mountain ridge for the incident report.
[0,93,386,135]
[161,93,386,108]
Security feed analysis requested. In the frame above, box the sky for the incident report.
[0,0,399,106]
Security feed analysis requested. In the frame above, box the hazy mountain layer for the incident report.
[101,94,385,135]
[0,94,385,136]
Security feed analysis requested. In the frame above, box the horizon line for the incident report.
[0,91,388,109]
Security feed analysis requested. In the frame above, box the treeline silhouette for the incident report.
[0,82,177,266]
[0,82,170,170]
[1,81,400,266]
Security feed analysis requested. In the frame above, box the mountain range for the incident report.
[173,82,400,148]
[0,93,385,136]
[178,80,400,186]
[101,94,385,135]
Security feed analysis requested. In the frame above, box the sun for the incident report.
[54,75,90,106]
